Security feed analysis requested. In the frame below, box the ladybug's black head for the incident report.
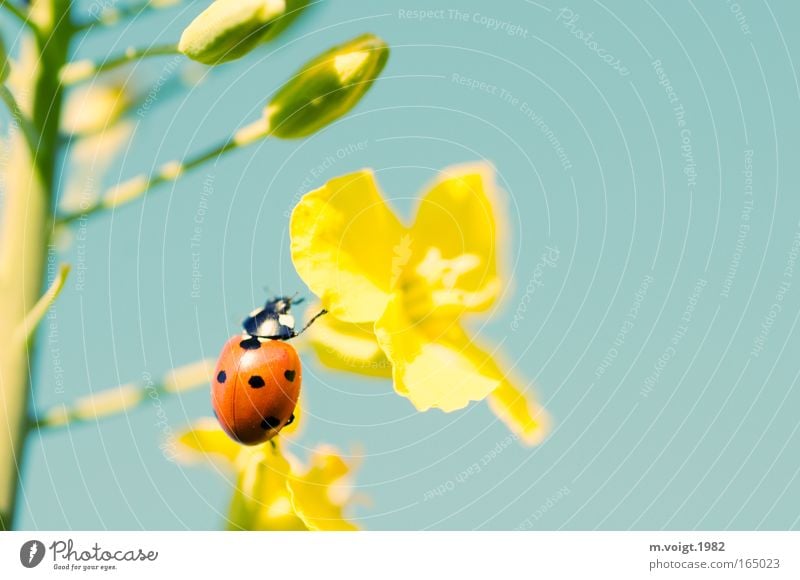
[242,296,300,340]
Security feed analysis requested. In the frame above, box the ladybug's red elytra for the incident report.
[212,296,326,445]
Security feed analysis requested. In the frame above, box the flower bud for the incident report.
[265,34,389,139]
[179,0,305,65]
[258,0,309,44]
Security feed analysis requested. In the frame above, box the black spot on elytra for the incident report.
[284,369,296,382]
[239,336,261,350]
[248,375,265,389]
[286,414,295,426]
[217,370,227,383]
[261,416,281,430]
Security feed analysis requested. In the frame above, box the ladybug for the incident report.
[212,296,326,445]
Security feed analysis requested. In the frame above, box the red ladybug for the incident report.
[212,296,325,445]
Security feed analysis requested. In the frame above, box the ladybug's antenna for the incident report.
[294,309,327,337]
[289,293,305,306]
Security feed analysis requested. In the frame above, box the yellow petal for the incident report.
[290,170,407,323]
[374,295,502,412]
[178,423,355,531]
[304,310,392,378]
[488,381,550,446]
[280,395,304,437]
[408,163,503,314]
[228,445,307,531]
[176,418,241,465]
[287,446,358,531]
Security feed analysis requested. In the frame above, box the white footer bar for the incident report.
[1,531,798,579]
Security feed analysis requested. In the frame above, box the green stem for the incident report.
[13,264,70,344]
[60,43,180,84]
[0,0,37,32]
[0,0,72,530]
[57,116,270,225]
[0,85,38,153]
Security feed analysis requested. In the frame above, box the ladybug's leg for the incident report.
[294,309,328,337]
[255,308,327,340]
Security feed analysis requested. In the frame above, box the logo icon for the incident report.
[20,540,45,568]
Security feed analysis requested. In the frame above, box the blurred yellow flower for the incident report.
[177,415,359,531]
[61,83,130,136]
[290,163,550,445]
[58,121,134,219]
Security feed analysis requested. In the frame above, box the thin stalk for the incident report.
[60,43,180,84]
[57,116,270,225]
[0,0,72,530]
[30,359,214,430]
[0,0,37,32]
[13,264,69,344]
[0,85,38,153]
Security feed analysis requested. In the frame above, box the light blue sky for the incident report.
[4,0,800,529]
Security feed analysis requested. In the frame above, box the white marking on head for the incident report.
[278,314,295,329]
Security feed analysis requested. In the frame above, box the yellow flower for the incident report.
[177,414,359,531]
[58,121,134,219]
[290,163,550,445]
[61,83,130,136]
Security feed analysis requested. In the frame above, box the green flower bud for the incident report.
[266,33,389,139]
[179,0,307,65]
[258,0,309,44]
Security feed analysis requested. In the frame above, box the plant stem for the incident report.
[57,117,270,225]
[60,43,180,84]
[0,0,72,530]
[0,0,37,32]
[0,85,38,152]
[13,264,70,344]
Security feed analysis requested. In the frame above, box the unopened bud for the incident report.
[179,0,304,65]
[266,34,389,139]
[258,0,309,45]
